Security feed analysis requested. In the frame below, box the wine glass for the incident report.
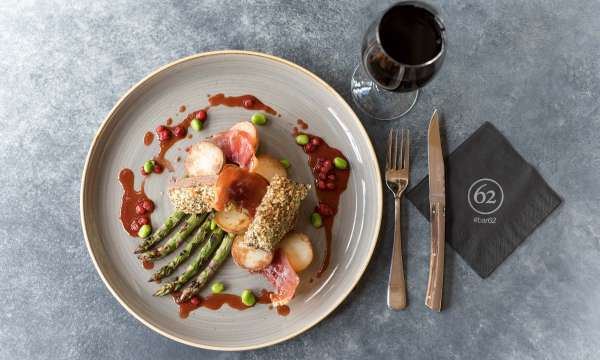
[350,1,446,120]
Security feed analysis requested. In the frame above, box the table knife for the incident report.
[425,109,445,312]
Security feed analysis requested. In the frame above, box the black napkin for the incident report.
[407,122,561,278]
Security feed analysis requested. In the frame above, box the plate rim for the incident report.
[80,50,382,351]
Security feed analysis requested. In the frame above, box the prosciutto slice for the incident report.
[211,129,256,169]
[260,250,300,306]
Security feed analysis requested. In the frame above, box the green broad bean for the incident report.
[143,160,155,174]
[295,134,309,145]
[211,282,225,294]
[191,118,203,131]
[251,113,267,125]
[310,212,323,228]
[241,289,256,306]
[138,224,152,238]
[333,156,348,170]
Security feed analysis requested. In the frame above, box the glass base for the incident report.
[350,64,419,121]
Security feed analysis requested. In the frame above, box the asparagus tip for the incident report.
[153,288,169,297]
[179,285,197,302]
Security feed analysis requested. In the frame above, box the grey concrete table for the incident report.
[2,0,599,359]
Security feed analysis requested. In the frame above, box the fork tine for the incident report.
[403,129,410,170]
[385,129,393,169]
[393,128,400,169]
[398,129,404,170]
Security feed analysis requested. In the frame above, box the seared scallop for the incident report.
[184,141,225,177]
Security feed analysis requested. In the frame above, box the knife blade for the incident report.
[425,109,445,312]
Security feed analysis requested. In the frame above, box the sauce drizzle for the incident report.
[277,305,291,316]
[118,168,154,237]
[154,108,207,171]
[150,93,276,172]
[297,119,308,129]
[174,289,290,319]
[143,131,154,146]
[208,93,277,115]
[257,289,273,304]
[297,133,350,277]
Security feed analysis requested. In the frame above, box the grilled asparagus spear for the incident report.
[153,228,224,296]
[149,213,214,283]
[139,213,206,262]
[179,232,234,302]
[134,211,187,254]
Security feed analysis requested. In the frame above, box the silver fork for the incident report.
[385,128,410,310]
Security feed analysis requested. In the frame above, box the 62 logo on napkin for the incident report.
[467,178,504,216]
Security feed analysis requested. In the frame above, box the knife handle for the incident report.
[425,201,445,312]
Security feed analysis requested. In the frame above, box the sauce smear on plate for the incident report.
[154,108,207,172]
[296,133,350,277]
[297,119,308,129]
[118,168,154,237]
[174,289,290,319]
[208,93,277,115]
[143,131,154,146]
[149,93,276,171]
[277,305,290,316]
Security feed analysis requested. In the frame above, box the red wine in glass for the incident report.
[351,1,446,120]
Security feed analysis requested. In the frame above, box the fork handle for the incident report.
[387,196,407,310]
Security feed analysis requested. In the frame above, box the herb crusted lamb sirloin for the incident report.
[243,175,310,252]
[167,175,217,214]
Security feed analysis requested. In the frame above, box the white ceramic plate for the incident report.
[80,51,382,350]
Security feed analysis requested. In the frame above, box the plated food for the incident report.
[117,93,354,317]
[81,51,382,350]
